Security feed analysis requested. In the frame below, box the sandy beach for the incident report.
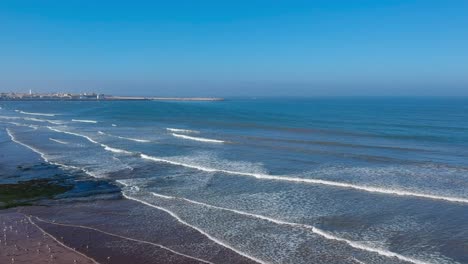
[1,198,257,264]
[0,211,96,264]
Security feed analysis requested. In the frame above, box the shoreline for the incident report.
[1,198,257,264]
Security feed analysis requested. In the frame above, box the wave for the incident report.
[26,216,100,264]
[166,128,199,134]
[15,110,57,117]
[111,124,117,127]
[24,117,64,125]
[6,128,83,172]
[102,145,133,155]
[48,126,99,144]
[46,120,64,125]
[0,115,62,125]
[72,119,98,123]
[33,216,213,264]
[7,128,105,178]
[45,127,468,204]
[150,192,429,264]
[120,192,265,264]
[48,127,133,155]
[98,131,151,143]
[49,138,69,145]
[140,154,468,204]
[1,121,39,130]
[0,115,21,120]
[172,133,225,143]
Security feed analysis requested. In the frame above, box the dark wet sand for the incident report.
[1,198,257,264]
[0,211,95,264]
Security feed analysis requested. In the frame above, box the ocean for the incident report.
[1,97,467,264]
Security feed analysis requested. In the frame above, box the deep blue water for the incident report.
[1,97,467,264]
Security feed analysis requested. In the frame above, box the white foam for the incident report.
[150,192,430,264]
[121,192,265,264]
[23,117,47,123]
[23,117,63,125]
[46,120,64,125]
[72,119,98,123]
[102,145,134,155]
[111,124,117,127]
[166,128,199,134]
[172,133,225,143]
[33,217,213,264]
[48,127,134,156]
[7,128,104,178]
[49,138,69,145]
[47,126,99,144]
[0,115,21,120]
[98,131,151,143]
[6,128,82,172]
[3,121,39,129]
[16,110,57,117]
[26,216,100,264]
[44,126,468,204]
[140,154,468,204]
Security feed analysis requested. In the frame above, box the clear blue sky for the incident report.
[1,0,467,96]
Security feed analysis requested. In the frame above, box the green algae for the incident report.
[0,179,72,209]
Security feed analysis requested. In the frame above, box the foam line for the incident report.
[166,128,199,133]
[151,192,430,264]
[172,133,225,143]
[102,145,134,155]
[98,131,151,143]
[44,126,468,204]
[7,128,59,166]
[0,115,21,120]
[48,126,99,144]
[48,127,133,154]
[140,154,468,204]
[33,217,213,264]
[351,257,367,264]
[15,110,56,117]
[23,117,48,123]
[121,192,266,264]
[72,119,98,123]
[7,128,96,177]
[2,121,39,129]
[45,119,64,125]
[26,216,100,264]
[49,138,69,145]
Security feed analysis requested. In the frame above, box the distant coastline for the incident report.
[0,92,224,101]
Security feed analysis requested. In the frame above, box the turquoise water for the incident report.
[1,97,467,263]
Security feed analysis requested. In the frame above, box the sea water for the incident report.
[0,97,467,264]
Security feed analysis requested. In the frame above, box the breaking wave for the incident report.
[120,190,265,264]
[166,128,199,133]
[171,133,225,143]
[98,131,151,143]
[44,126,468,204]
[15,110,57,116]
[149,192,430,264]
[140,154,468,204]
[72,119,98,123]
[49,138,69,145]
[48,127,133,155]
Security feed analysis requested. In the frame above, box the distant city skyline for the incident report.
[1,1,467,96]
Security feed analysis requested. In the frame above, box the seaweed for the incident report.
[0,179,72,209]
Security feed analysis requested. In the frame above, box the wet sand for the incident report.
[1,198,257,264]
[0,211,96,264]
